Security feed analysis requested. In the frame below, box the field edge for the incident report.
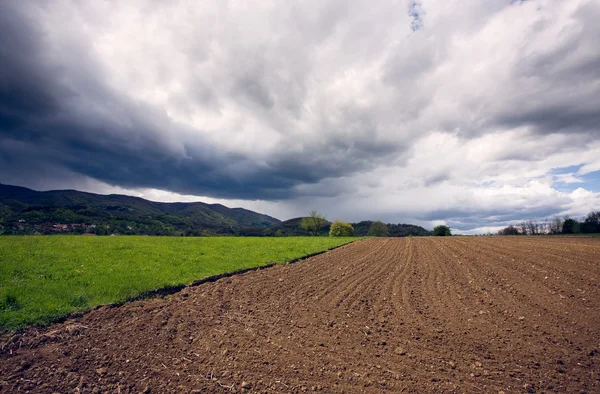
[1,238,360,333]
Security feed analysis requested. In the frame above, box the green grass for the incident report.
[0,236,355,330]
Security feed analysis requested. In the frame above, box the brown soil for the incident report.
[1,237,600,393]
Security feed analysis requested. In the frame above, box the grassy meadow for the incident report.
[0,236,355,330]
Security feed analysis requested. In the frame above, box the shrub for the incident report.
[368,221,389,237]
[329,220,354,237]
[432,225,451,236]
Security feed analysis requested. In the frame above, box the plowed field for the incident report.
[1,237,599,393]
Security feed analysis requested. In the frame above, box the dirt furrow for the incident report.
[448,238,599,333]
[464,237,599,290]
[325,240,404,314]
[313,239,392,308]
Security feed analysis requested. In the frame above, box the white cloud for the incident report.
[554,173,584,184]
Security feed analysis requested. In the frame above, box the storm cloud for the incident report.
[1,0,600,231]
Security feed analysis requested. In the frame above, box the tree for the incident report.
[498,225,520,235]
[542,218,550,234]
[550,217,563,234]
[562,217,579,234]
[329,220,354,237]
[301,210,328,236]
[526,220,540,235]
[582,211,600,233]
[368,221,389,237]
[432,225,451,236]
[519,221,528,235]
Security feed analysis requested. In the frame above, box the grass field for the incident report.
[0,236,355,330]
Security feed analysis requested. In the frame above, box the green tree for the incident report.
[562,218,579,234]
[432,225,451,236]
[329,220,354,237]
[582,211,600,233]
[368,221,388,237]
[301,211,328,236]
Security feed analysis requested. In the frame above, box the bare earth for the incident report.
[1,237,600,393]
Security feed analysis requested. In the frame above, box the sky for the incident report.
[1,0,599,234]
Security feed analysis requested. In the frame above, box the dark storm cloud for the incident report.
[0,0,232,195]
[499,105,600,136]
[489,0,600,137]
[267,136,398,186]
[0,3,65,128]
[0,1,397,200]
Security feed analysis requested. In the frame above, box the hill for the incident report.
[351,220,430,237]
[276,218,429,237]
[277,217,331,236]
[0,184,281,236]
[0,184,431,237]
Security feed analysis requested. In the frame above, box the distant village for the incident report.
[0,220,133,236]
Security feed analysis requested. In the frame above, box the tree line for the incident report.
[498,211,600,235]
[300,211,444,237]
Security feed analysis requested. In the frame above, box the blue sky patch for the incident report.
[408,1,424,32]
[551,165,600,193]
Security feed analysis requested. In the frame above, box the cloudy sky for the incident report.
[1,0,600,233]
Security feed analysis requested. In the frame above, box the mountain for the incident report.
[0,184,280,236]
[0,184,431,237]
